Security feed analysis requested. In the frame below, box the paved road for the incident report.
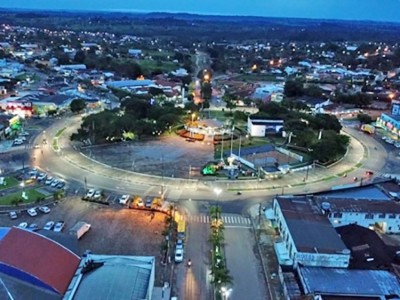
[175,221,212,300]
[224,226,268,300]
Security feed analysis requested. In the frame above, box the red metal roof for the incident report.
[0,227,80,294]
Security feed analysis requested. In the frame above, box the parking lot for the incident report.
[0,196,168,284]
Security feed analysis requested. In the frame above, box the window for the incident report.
[378,213,386,219]
[365,213,374,219]
[333,212,342,218]
[389,214,396,219]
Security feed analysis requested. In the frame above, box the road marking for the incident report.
[224,225,251,229]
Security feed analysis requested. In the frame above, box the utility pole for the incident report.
[238,135,242,158]
[220,138,224,161]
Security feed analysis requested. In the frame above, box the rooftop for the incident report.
[314,196,400,214]
[106,79,153,88]
[66,255,154,300]
[316,185,390,201]
[276,197,348,254]
[299,266,400,297]
[0,227,80,295]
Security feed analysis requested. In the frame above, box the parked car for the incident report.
[86,189,95,199]
[51,179,59,187]
[56,181,65,189]
[43,221,55,230]
[366,171,374,176]
[37,173,47,181]
[9,211,17,220]
[17,222,28,229]
[19,131,30,136]
[13,139,24,146]
[137,198,144,207]
[53,221,65,232]
[93,190,102,199]
[119,194,130,205]
[27,208,38,217]
[174,249,184,263]
[145,197,153,208]
[45,176,54,185]
[39,206,51,214]
[176,239,184,250]
[27,223,39,231]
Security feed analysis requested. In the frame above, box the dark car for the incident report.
[145,197,153,208]
[366,171,374,176]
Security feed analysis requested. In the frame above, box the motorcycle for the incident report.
[187,259,192,267]
[237,191,242,195]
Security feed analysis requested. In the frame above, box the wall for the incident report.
[247,119,266,137]
[329,211,400,234]
[273,199,350,268]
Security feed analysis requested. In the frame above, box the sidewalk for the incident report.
[249,205,284,300]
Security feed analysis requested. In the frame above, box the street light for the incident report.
[214,187,222,201]
[221,286,232,300]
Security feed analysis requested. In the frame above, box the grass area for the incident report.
[52,139,59,151]
[138,59,178,72]
[323,176,336,181]
[52,127,66,151]
[0,188,46,205]
[0,177,19,191]
[355,162,363,168]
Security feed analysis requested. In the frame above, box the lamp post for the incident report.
[221,286,232,300]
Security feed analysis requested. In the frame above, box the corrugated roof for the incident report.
[276,197,348,254]
[69,255,154,300]
[299,266,400,297]
[0,227,80,294]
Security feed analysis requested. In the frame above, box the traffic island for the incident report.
[209,205,233,300]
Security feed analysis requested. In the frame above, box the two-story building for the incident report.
[273,196,350,268]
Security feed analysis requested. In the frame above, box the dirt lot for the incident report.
[0,196,169,284]
[80,134,214,178]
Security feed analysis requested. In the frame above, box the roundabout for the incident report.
[30,114,388,203]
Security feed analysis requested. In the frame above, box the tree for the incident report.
[70,99,86,113]
[303,84,323,98]
[357,113,373,124]
[284,79,304,97]
[74,50,86,64]
[201,82,212,101]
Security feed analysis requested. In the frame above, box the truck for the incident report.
[177,220,186,240]
[69,221,91,240]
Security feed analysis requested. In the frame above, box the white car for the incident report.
[9,211,18,220]
[13,139,24,145]
[386,139,395,144]
[53,221,65,232]
[43,221,55,230]
[174,249,184,263]
[93,190,102,199]
[27,208,37,217]
[119,194,130,205]
[37,173,47,181]
[86,189,95,198]
[176,239,184,250]
[45,176,54,185]
[395,143,400,148]
[17,222,28,229]
[39,206,51,214]
[51,179,59,187]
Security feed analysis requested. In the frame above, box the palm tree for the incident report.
[209,205,221,220]
[211,267,233,286]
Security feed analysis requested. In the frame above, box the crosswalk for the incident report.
[184,214,252,227]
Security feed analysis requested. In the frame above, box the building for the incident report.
[64,254,156,300]
[273,196,350,268]
[247,117,284,137]
[298,266,400,299]
[128,49,142,58]
[309,180,400,234]
[0,227,81,298]
[106,79,154,90]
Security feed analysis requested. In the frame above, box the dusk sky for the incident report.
[0,0,399,22]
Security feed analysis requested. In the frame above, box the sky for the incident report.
[0,0,399,23]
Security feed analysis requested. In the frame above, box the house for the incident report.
[128,49,142,58]
[247,117,284,137]
[298,266,400,299]
[59,64,87,71]
[297,96,332,113]
[106,79,154,90]
[273,196,350,268]
[252,84,283,100]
